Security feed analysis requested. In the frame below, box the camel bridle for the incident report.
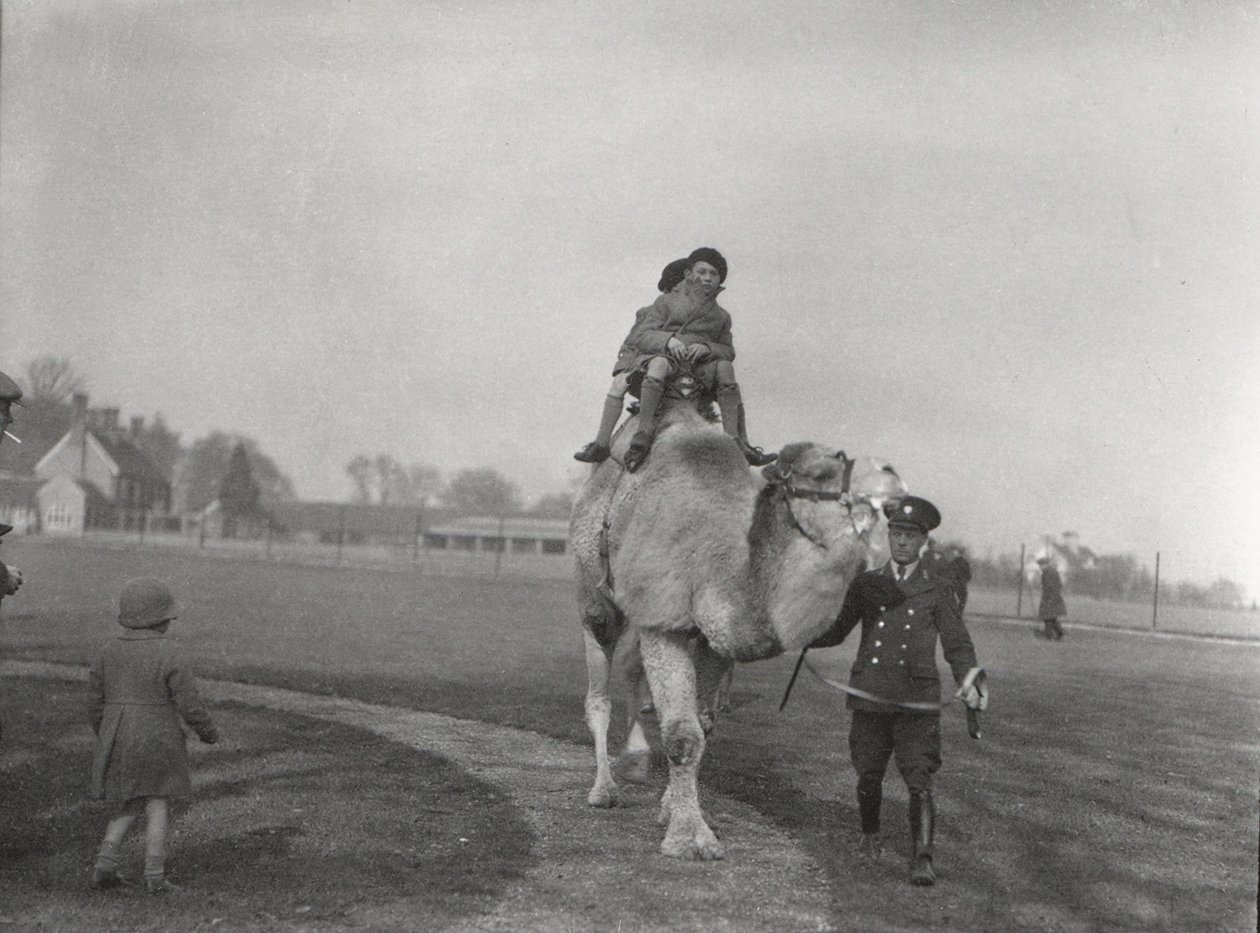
[774,451,860,549]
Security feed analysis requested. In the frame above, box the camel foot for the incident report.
[661,817,725,861]
[587,778,620,808]
[615,750,651,785]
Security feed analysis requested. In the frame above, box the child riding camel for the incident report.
[574,247,776,473]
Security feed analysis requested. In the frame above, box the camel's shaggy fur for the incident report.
[571,396,906,859]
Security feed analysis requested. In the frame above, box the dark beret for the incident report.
[657,258,689,293]
[687,247,727,283]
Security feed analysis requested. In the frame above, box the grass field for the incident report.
[2,537,1258,931]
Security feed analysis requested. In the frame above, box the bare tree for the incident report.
[443,468,520,516]
[23,355,85,403]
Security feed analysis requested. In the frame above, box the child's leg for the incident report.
[712,362,777,466]
[142,797,180,892]
[624,358,671,472]
[595,374,631,446]
[575,374,631,462]
[93,799,141,887]
[634,357,672,437]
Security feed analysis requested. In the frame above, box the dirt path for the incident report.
[4,660,837,933]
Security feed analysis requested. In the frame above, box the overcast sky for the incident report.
[1,0,1257,594]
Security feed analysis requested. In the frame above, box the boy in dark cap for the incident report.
[811,496,985,886]
[574,247,776,472]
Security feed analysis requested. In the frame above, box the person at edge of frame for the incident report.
[0,370,23,747]
[809,495,984,886]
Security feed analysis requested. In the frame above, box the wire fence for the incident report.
[13,529,1257,640]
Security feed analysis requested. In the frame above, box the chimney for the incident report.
[72,393,88,430]
[130,415,144,437]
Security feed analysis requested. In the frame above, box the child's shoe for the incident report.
[623,433,652,473]
[144,875,183,895]
[574,442,610,463]
[736,439,778,467]
[91,867,136,890]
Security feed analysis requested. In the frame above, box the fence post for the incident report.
[413,508,423,564]
[1152,550,1160,630]
[494,514,505,577]
[199,513,206,549]
[337,504,346,564]
[265,521,273,561]
[1015,543,1025,618]
[138,509,146,544]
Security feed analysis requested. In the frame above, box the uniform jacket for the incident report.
[88,628,218,801]
[812,561,978,712]
[614,280,737,373]
[1037,566,1067,619]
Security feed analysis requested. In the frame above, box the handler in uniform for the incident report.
[811,495,983,886]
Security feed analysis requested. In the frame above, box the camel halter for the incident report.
[776,452,858,549]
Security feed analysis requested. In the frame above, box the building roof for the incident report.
[93,433,170,486]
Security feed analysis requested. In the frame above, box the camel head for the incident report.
[760,442,907,542]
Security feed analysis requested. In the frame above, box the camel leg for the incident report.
[615,633,652,784]
[640,627,724,860]
[584,626,621,808]
[694,637,734,735]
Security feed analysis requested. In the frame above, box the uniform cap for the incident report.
[0,523,11,538]
[883,496,941,533]
[118,577,180,629]
[687,247,727,283]
[657,258,689,293]
[0,371,21,404]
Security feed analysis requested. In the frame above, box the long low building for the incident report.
[423,516,569,555]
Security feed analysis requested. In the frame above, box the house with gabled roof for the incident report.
[33,393,172,534]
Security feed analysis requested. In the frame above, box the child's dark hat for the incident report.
[687,247,727,282]
[883,496,941,533]
[657,258,689,293]
[118,577,180,629]
[0,523,11,538]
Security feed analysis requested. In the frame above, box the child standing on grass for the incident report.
[88,577,219,894]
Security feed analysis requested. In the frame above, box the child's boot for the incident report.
[91,840,135,889]
[624,375,666,473]
[574,395,626,463]
[144,875,183,895]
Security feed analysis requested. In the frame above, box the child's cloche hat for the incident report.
[118,577,180,629]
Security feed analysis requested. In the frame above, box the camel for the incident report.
[571,392,906,859]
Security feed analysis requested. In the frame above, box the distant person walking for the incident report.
[1036,557,1066,640]
[88,578,219,894]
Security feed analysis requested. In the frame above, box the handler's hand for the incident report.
[4,567,21,595]
[955,682,982,709]
[666,337,687,359]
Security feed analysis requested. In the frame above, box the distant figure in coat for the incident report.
[88,578,219,894]
[1036,557,1066,640]
[945,546,972,614]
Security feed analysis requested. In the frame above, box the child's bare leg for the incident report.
[713,361,777,466]
[93,799,141,888]
[576,374,631,462]
[143,797,180,893]
[624,357,671,473]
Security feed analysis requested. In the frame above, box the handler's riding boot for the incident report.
[856,778,883,861]
[624,375,666,473]
[909,792,936,886]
